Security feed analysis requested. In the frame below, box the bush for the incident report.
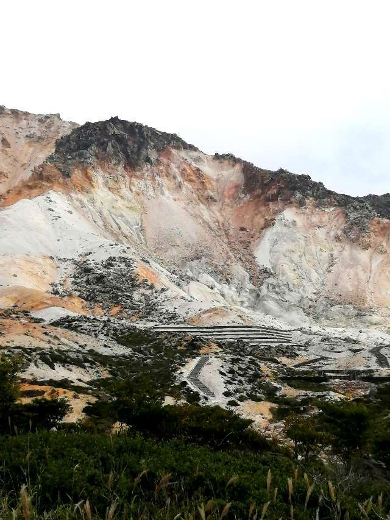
[0,355,70,434]
[0,430,388,519]
[11,398,70,432]
[85,393,271,451]
[0,355,21,418]
[317,401,372,461]
[285,414,331,460]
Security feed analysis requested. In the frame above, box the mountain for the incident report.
[1,107,390,426]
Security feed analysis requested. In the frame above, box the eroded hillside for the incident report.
[1,107,390,424]
[0,106,77,195]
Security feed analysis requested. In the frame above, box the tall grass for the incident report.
[0,431,388,519]
[1,479,389,519]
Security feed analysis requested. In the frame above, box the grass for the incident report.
[0,431,388,519]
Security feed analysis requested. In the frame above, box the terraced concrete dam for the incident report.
[153,325,296,347]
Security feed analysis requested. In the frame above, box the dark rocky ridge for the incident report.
[47,115,390,222]
[214,153,390,231]
[47,117,198,175]
[363,193,390,220]
[46,115,390,227]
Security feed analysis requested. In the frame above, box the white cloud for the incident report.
[2,0,390,196]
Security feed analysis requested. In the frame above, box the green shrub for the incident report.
[85,392,271,451]
[285,414,331,460]
[0,430,388,519]
[0,355,70,434]
[0,355,21,416]
[317,401,372,461]
[11,397,70,432]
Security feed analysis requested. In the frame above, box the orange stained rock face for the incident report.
[19,383,75,401]
[237,400,278,433]
[0,162,97,208]
[108,305,123,316]
[0,286,88,313]
[0,256,57,292]
[0,317,43,339]
[0,315,73,345]
[136,262,161,286]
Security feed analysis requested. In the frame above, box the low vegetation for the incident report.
[0,354,389,519]
[0,355,70,435]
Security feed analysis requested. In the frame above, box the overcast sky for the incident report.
[2,0,390,196]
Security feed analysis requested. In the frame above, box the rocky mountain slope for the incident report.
[0,106,77,195]
[1,106,390,425]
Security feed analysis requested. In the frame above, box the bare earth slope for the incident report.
[1,108,390,423]
[0,106,77,195]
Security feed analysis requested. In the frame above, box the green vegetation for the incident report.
[0,354,70,434]
[317,401,372,459]
[0,355,389,518]
[283,395,390,470]
[0,431,389,519]
[0,354,21,410]
[284,401,373,463]
[83,376,270,451]
[285,415,331,460]
[282,377,328,393]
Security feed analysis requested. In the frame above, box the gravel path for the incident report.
[188,355,215,397]
[370,346,390,368]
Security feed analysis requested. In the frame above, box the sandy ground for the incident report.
[19,383,95,422]
[238,400,277,431]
